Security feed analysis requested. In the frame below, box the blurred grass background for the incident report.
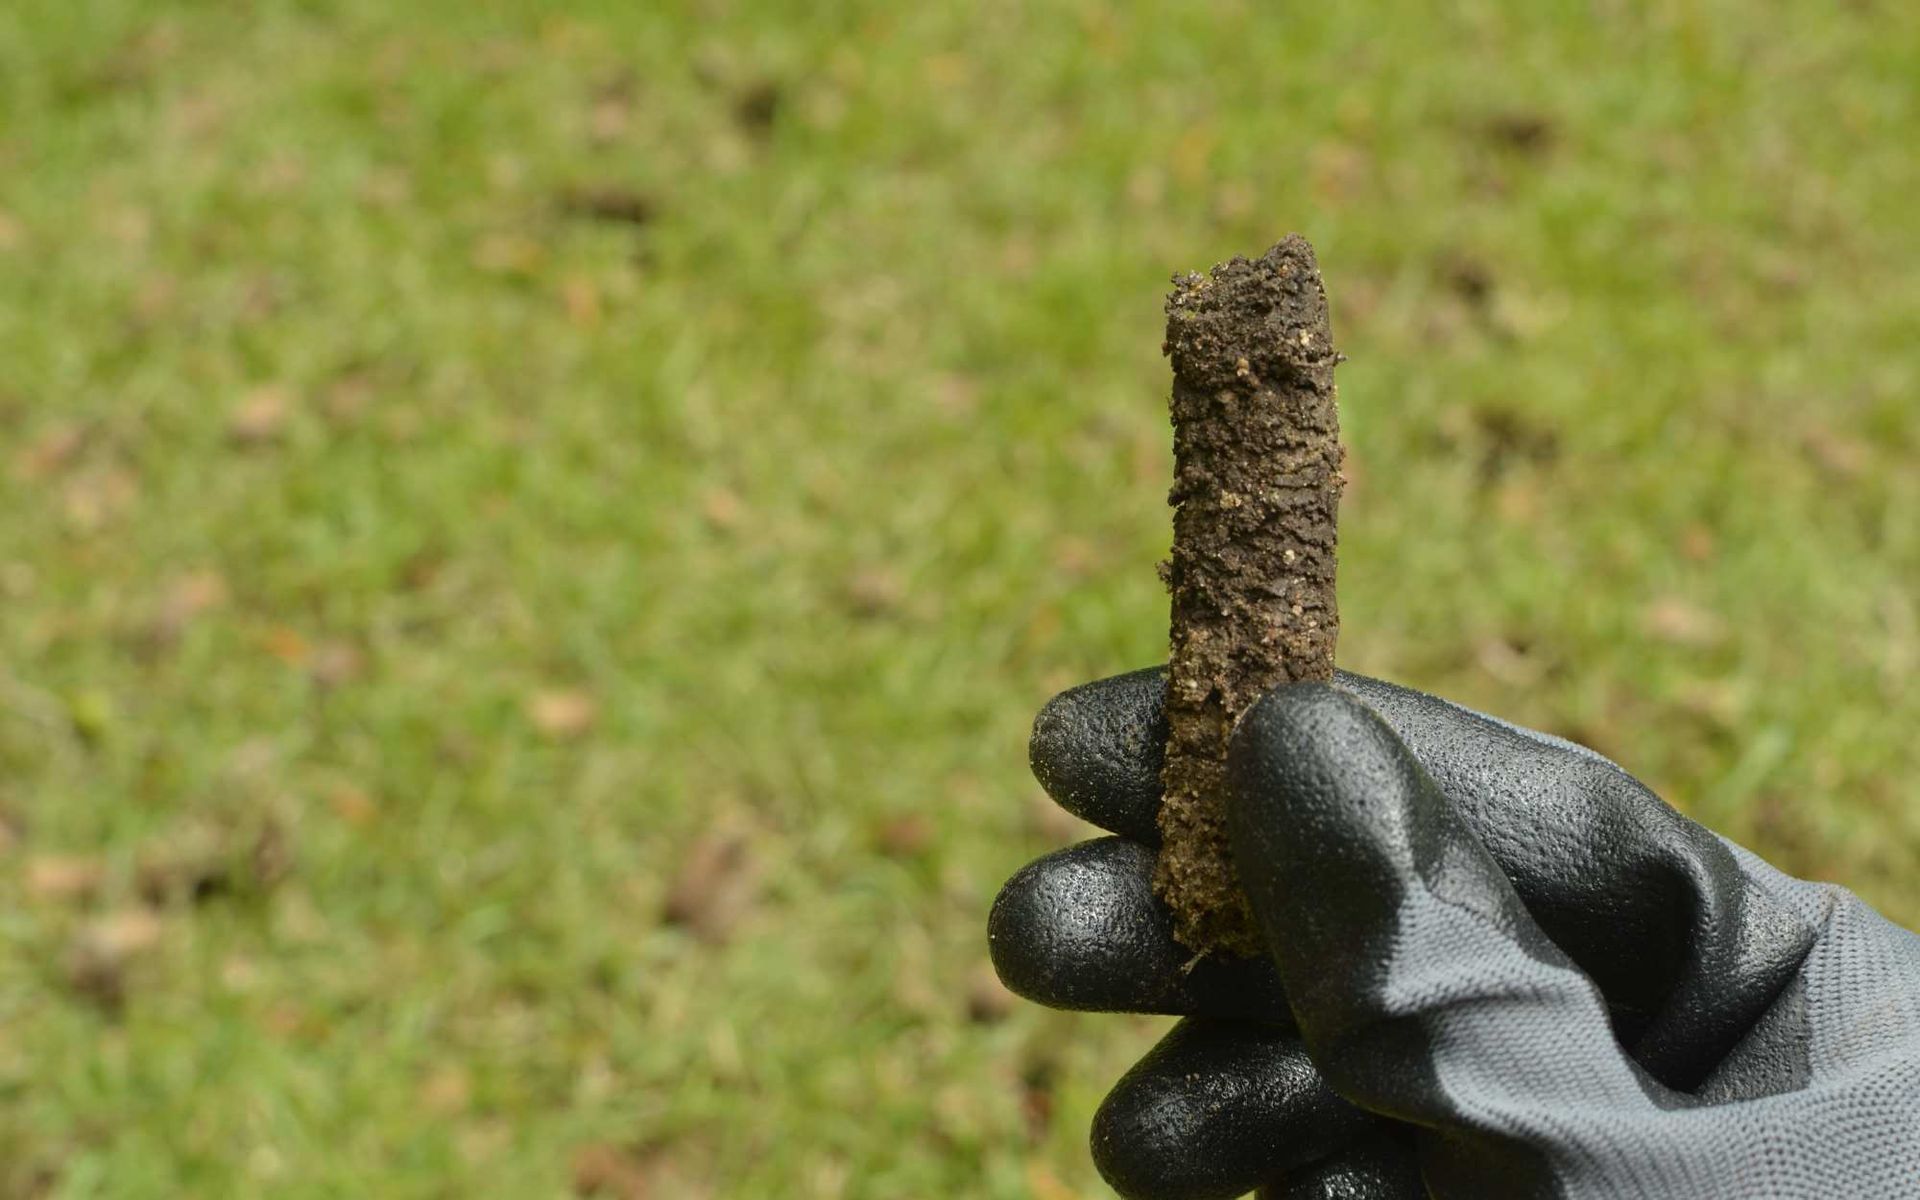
[0,0,1915,1196]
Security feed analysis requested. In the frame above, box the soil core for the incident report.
[1157,234,1344,957]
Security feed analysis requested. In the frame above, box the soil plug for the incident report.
[1157,234,1344,957]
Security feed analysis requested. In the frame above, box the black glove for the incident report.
[989,668,1920,1199]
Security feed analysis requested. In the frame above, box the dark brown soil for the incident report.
[1157,234,1344,957]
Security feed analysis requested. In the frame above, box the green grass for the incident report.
[0,0,1915,1195]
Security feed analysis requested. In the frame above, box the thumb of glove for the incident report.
[1227,685,1670,1152]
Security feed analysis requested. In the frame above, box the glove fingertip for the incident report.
[987,839,1292,1018]
[1093,1019,1373,1200]
[1030,667,1167,845]
[987,838,1163,1010]
[1225,683,1418,947]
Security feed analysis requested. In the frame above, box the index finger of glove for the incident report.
[1030,667,1168,846]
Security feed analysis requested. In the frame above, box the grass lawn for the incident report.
[1,1,1915,1195]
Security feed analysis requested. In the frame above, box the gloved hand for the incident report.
[989,668,1920,1199]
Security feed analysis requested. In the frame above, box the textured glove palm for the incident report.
[989,668,1920,1199]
